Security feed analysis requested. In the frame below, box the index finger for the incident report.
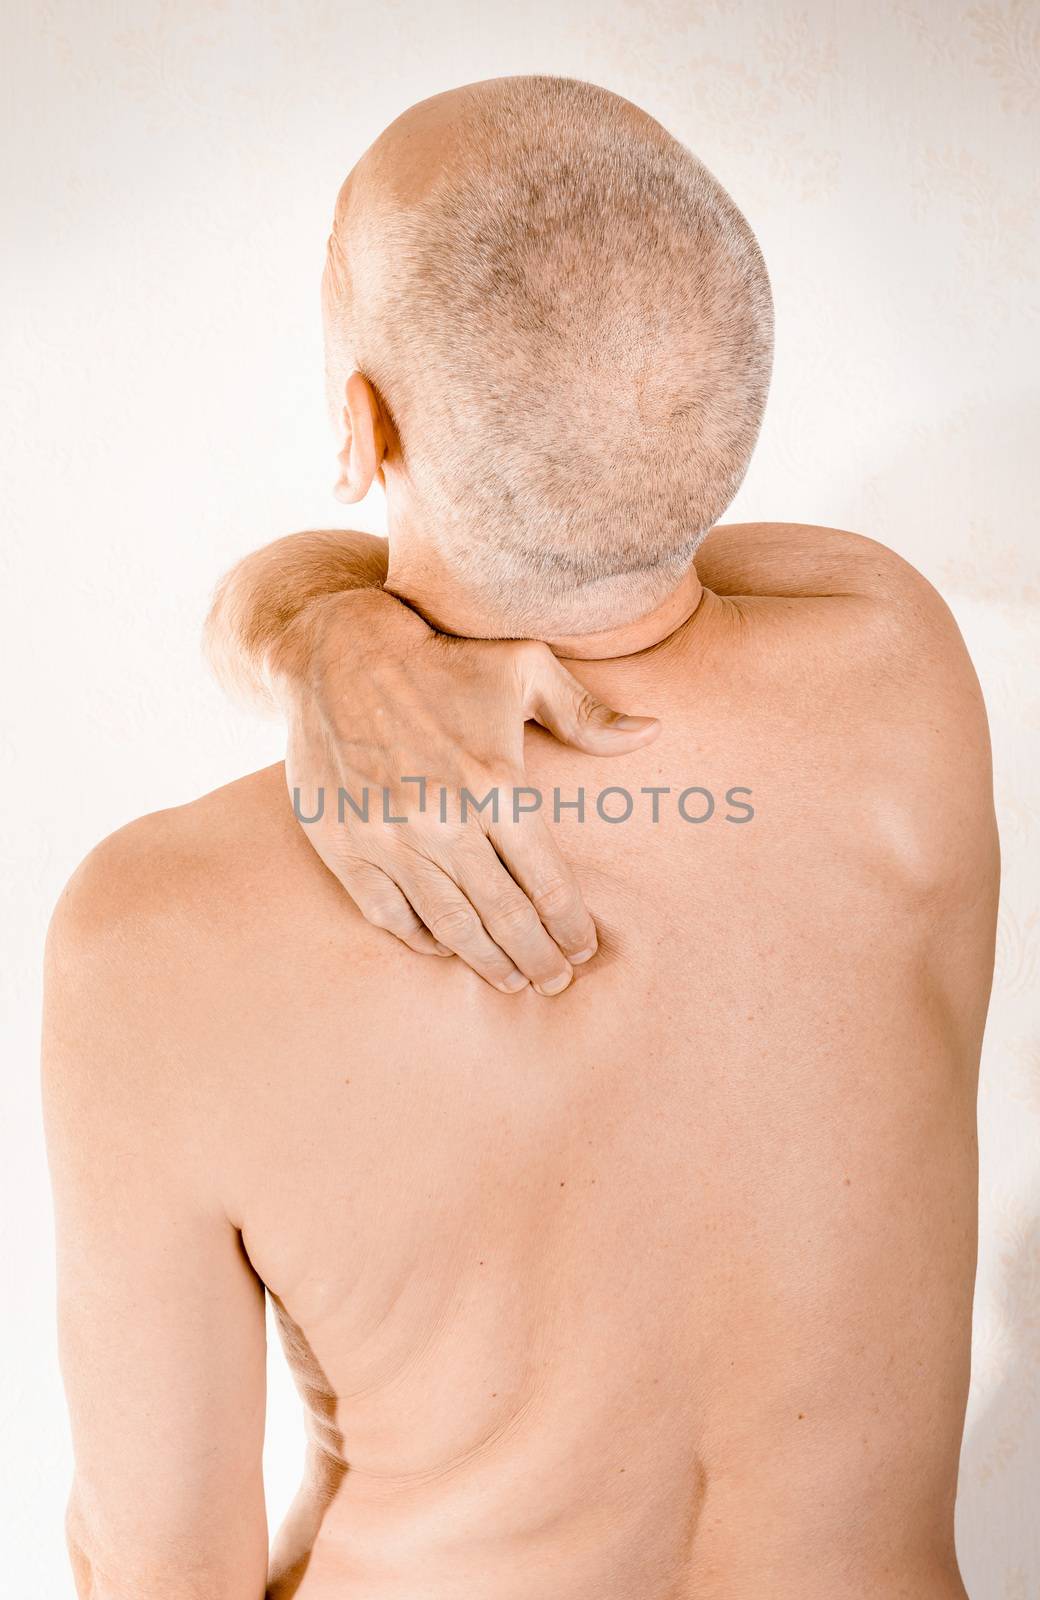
[487,813,597,965]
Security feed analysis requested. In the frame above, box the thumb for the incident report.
[525,650,661,755]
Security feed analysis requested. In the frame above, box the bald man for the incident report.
[44,77,998,1600]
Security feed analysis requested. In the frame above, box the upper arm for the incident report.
[42,824,269,1599]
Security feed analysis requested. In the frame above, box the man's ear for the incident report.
[333,370,389,503]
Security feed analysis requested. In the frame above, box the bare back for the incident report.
[46,528,998,1600]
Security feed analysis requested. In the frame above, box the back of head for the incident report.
[324,76,773,635]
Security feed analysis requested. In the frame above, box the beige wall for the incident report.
[2,1,1037,1593]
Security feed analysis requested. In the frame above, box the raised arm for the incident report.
[205,528,660,994]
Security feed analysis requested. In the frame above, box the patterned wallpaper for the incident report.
[2,1,1037,1593]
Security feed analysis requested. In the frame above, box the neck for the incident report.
[545,564,704,660]
[384,501,704,658]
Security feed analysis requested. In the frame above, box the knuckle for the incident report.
[514,638,552,676]
[575,690,602,725]
[364,900,408,934]
[484,899,540,940]
[530,877,579,919]
[428,904,481,944]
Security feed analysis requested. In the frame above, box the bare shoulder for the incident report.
[41,763,330,1171]
[41,766,317,1241]
[703,519,988,702]
[699,519,950,603]
[44,763,306,994]
[701,522,998,900]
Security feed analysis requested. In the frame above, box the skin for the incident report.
[207,81,753,996]
[43,81,998,1600]
[222,530,689,998]
[326,82,679,643]
[44,522,998,1600]
[284,81,687,996]
[203,522,662,992]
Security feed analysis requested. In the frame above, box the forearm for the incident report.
[204,528,391,708]
[206,521,901,712]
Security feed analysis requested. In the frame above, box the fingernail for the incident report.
[609,714,657,731]
[499,972,529,993]
[570,947,596,964]
[535,972,572,996]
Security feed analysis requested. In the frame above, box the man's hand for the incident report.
[279,586,658,994]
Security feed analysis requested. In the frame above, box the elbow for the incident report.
[203,564,278,712]
[63,1484,268,1600]
[65,1491,100,1599]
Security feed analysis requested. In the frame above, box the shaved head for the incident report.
[323,76,773,636]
